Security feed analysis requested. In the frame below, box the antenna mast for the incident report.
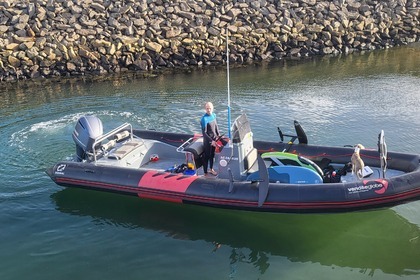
[226,29,231,139]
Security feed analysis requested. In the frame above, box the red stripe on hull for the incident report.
[138,171,198,193]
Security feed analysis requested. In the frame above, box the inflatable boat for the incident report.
[46,114,420,213]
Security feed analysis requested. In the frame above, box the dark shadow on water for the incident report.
[51,188,420,277]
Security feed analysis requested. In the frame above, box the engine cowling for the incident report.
[72,115,103,161]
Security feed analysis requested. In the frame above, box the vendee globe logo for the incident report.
[367,179,389,194]
[347,179,389,195]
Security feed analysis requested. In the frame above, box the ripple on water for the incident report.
[2,113,83,199]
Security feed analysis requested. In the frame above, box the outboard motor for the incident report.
[72,115,103,161]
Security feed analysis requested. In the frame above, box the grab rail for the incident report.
[91,123,133,162]
[176,137,195,153]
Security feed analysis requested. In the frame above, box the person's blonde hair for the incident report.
[205,102,213,109]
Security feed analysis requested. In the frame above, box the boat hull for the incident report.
[47,130,420,213]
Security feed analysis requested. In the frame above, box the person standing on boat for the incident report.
[200,102,220,176]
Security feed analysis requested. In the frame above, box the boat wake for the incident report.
[2,111,143,200]
[7,110,150,151]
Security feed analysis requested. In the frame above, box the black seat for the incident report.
[184,137,204,169]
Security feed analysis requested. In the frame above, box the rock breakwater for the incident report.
[0,0,418,81]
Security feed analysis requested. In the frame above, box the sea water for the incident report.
[1,44,419,280]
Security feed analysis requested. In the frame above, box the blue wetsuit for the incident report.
[200,113,219,173]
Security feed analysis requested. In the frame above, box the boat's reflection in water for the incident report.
[52,188,420,276]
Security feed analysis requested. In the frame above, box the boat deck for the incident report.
[340,167,404,183]
[141,156,187,172]
[141,158,405,182]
